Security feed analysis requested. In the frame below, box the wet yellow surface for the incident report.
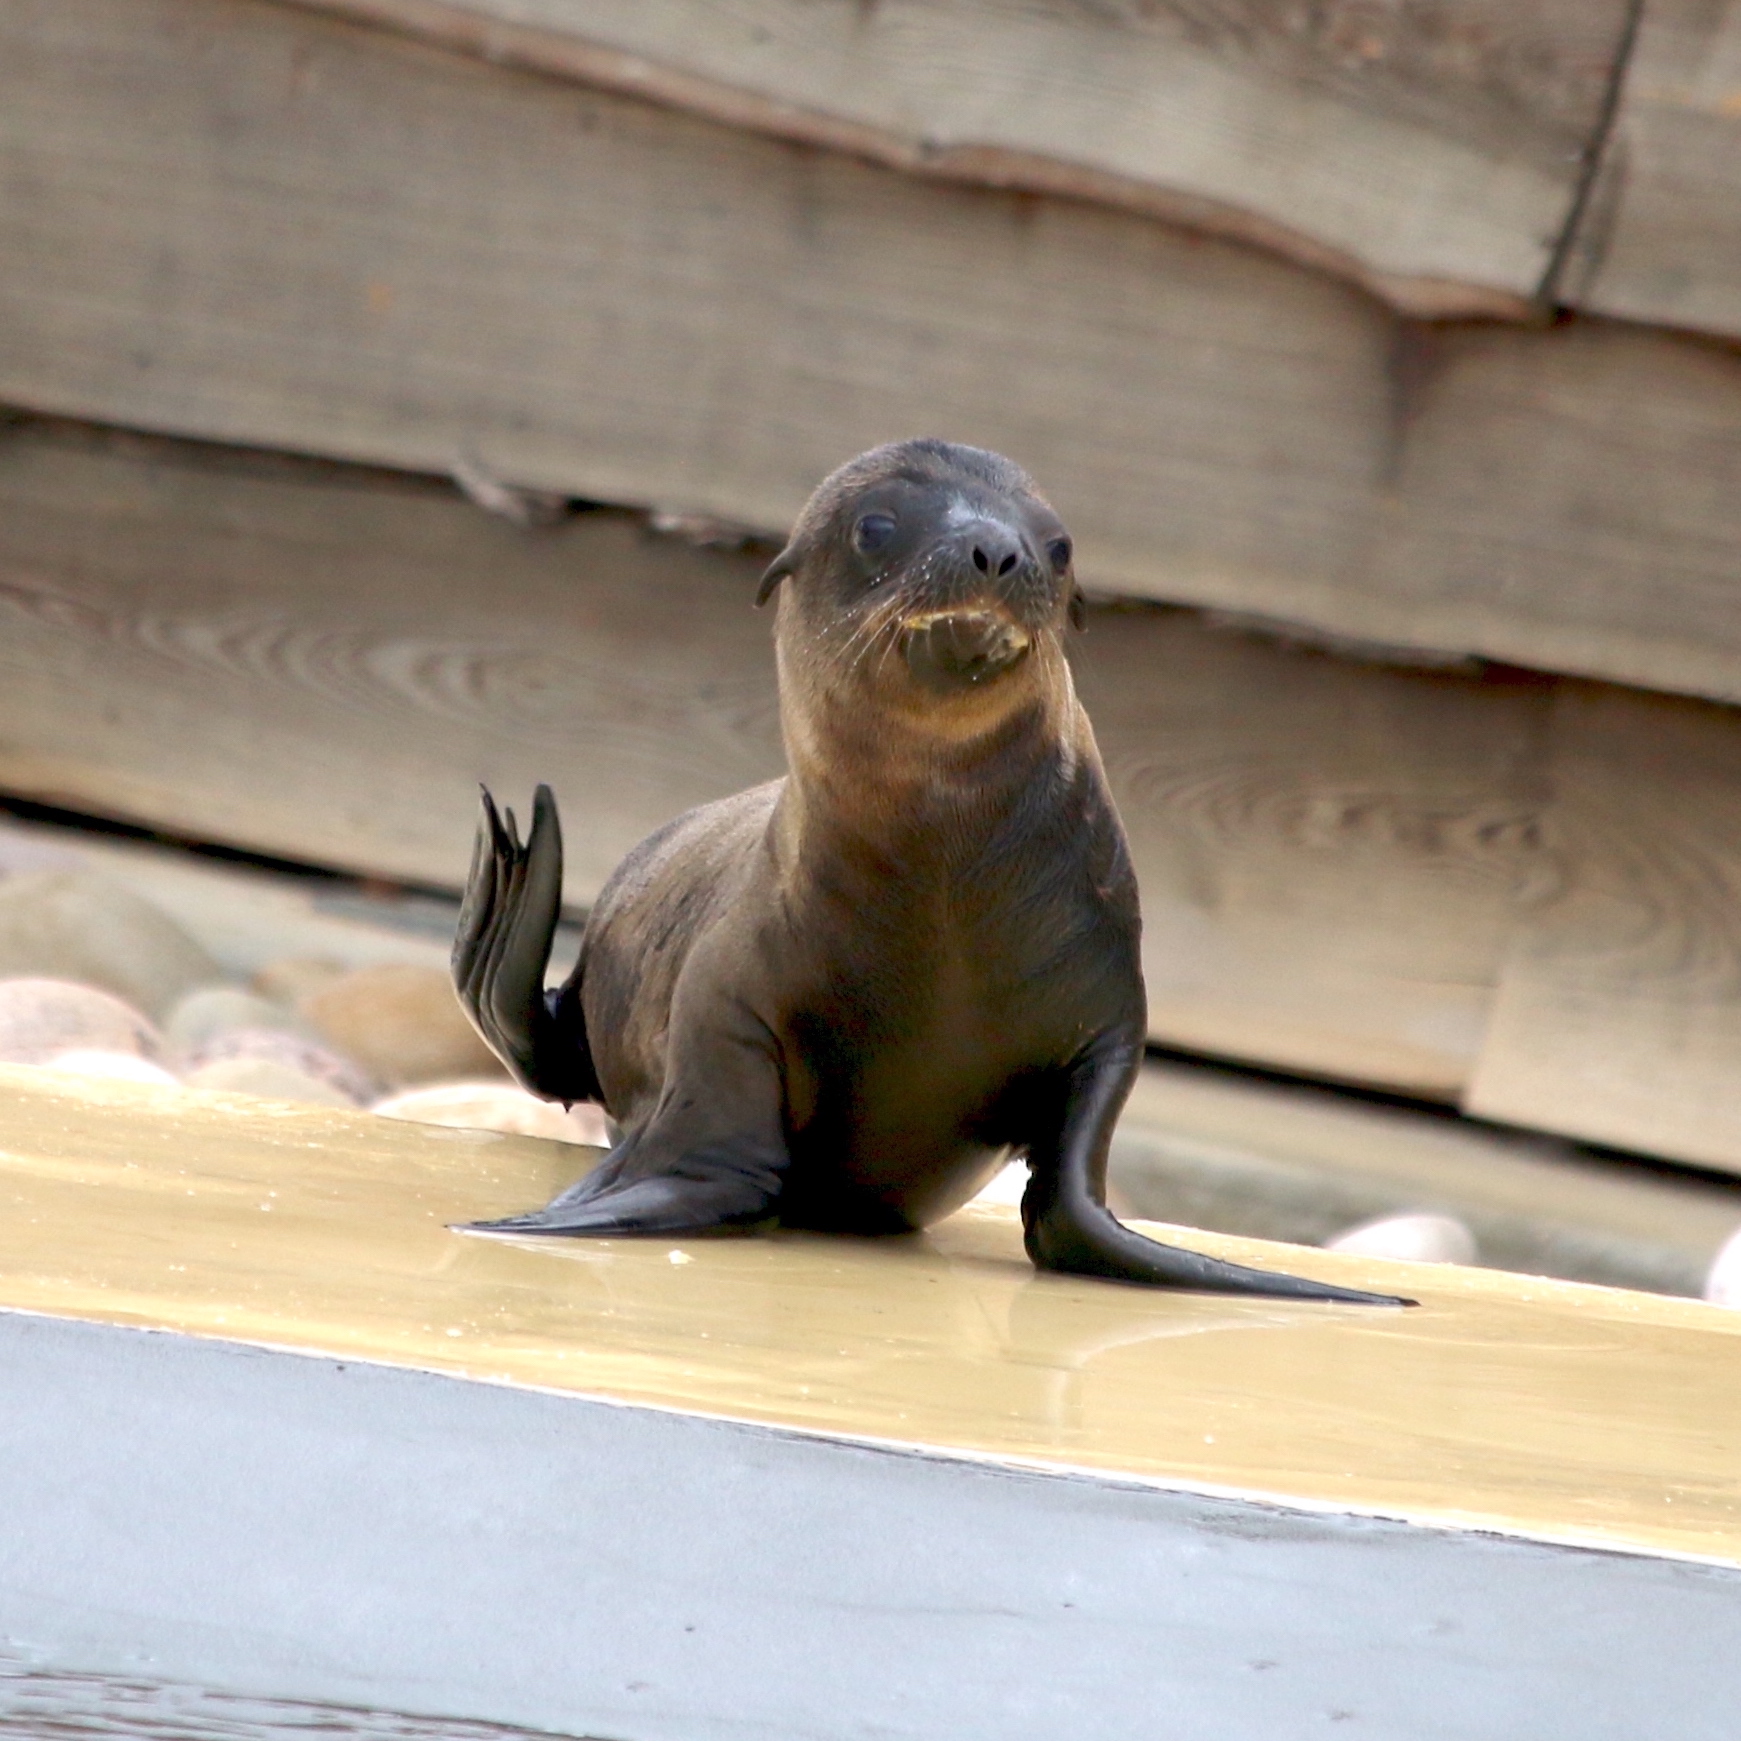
[1,1064,1737,1563]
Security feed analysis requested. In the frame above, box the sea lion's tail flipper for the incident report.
[1025,1037,1414,1307]
[453,784,599,1104]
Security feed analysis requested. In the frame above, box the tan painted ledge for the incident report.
[0,1064,1736,1566]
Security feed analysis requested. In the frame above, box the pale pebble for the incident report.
[373,1081,610,1146]
[251,956,348,1008]
[184,1056,359,1110]
[0,870,218,1018]
[1701,1225,1741,1307]
[301,964,503,1088]
[1325,1212,1478,1266]
[0,978,163,1064]
[184,1027,374,1104]
[165,985,312,1063]
[37,1049,182,1088]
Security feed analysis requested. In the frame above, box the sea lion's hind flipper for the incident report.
[458,1153,780,1240]
[1025,1037,1414,1307]
[452,784,597,1102]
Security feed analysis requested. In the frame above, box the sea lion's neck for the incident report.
[775,637,1088,865]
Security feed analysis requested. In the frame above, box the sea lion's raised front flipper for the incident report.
[452,784,597,1103]
[1022,1033,1413,1307]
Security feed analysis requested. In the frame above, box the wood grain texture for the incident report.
[13,422,1741,1162]
[1072,610,1551,1093]
[1559,0,1741,341]
[1362,318,1741,706]
[280,0,1636,317]
[0,422,1551,1096]
[0,425,784,901]
[1467,683,1741,1178]
[3,0,1738,709]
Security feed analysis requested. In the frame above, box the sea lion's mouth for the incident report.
[899,610,1032,689]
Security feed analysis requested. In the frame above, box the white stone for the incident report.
[0,978,162,1064]
[165,985,312,1063]
[184,1056,359,1110]
[1701,1225,1741,1307]
[372,1081,610,1147]
[0,871,219,1018]
[183,1027,375,1104]
[36,1050,183,1088]
[1325,1212,1478,1266]
[301,965,503,1088]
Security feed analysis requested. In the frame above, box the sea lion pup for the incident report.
[453,439,1404,1304]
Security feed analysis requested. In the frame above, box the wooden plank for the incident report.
[0,812,464,980]
[1113,1060,1741,1298]
[4,0,1740,711]
[0,423,786,902]
[0,0,1378,651]
[22,423,1741,1168]
[0,421,1557,1095]
[1467,682,1741,1178]
[1364,318,1741,708]
[1559,0,1741,342]
[1071,611,1549,1095]
[281,0,1637,319]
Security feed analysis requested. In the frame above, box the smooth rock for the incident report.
[1325,1211,1478,1266]
[1702,1225,1741,1307]
[184,1056,359,1110]
[0,978,163,1064]
[37,1049,182,1088]
[165,985,312,1063]
[251,956,348,1008]
[184,1027,375,1105]
[301,964,504,1089]
[372,1081,609,1145]
[0,871,219,1018]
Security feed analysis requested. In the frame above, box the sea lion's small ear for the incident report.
[1068,587,1087,632]
[756,548,796,608]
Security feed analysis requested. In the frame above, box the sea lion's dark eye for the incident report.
[855,512,897,554]
[1048,537,1073,570]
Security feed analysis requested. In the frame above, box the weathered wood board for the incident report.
[282,0,1635,319]
[0,421,1546,1098]
[4,0,1741,710]
[1467,682,1741,1175]
[14,419,1741,1168]
[1560,0,1741,343]
[1077,607,1549,1095]
[0,425,784,902]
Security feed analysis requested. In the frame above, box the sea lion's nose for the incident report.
[964,522,1027,580]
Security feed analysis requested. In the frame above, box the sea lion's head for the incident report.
[757,440,1081,705]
